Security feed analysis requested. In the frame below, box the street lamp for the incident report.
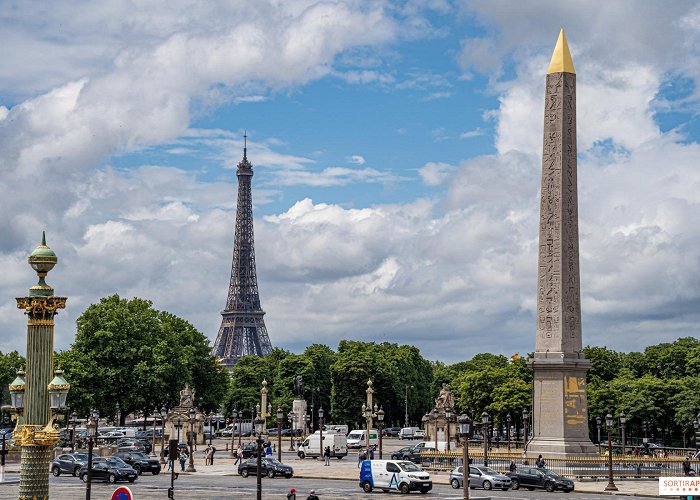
[85,409,98,500]
[363,404,372,455]
[522,409,529,452]
[445,406,453,452]
[230,408,238,457]
[254,413,265,500]
[605,413,617,491]
[208,412,213,447]
[458,414,471,500]
[70,412,78,453]
[288,413,297,452]
[405,384,414,428]
[276,406,283,461]
[377,406,385,459]
[160,406,167,465]
[187,407,197,472]
[432,407,439,450]
[318,407,324,459]
[506,413,511,452]
[237,410,243,447]
[596,416,602,454]
[619,411,626,457]
[481,412,489,466]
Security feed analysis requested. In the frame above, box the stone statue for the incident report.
[179,383,195,407]
[434,383,455,410]
[293,375,304,399]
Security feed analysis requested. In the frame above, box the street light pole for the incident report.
[605,413,618,491]
[404,384,413,428]
[506,413,511,452]
[458,414,471,500]
[70,411,78,453]
[363,404,372,456]
[522,409,529,453]
[619,411,626,457]
[432,407,439,450]
[377,407,385,459]
[596,416,602,454]
[151,411,158,457]
[445,407,453,452]
[187,407,197,472]
[85,409,98,500]
[276,407,283,462]
[319,407,324,459]
[160,406,167,465]
[254,413,265,500]
[481,412,489,467]
[229,408,237,457]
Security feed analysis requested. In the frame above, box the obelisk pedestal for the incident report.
[527,30,597,456]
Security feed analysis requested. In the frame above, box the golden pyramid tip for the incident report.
[547,28,575,75]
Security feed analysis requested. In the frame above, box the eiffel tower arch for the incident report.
[212,134,273,370]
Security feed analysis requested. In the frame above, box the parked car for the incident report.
[238,457,293,478]
[135,429,161,439]
[51,453,89,477]
[241,443,260,459]
[281,428,303,437]
[391,444,436,463]
[390,446,416,460]
[448,465,471,489]
[116,438,152,454]
[506,467,574,492]
[78,457,138,484]
[413,429,425,439]
[113,451,161,475]
[382,427,401,437]
[464,465,511,491]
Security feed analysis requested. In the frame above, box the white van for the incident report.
[330,424,348,435]
[399,427,415,440]
[347,429,379,449]
[359,459,432,494]
[297,430,348,459]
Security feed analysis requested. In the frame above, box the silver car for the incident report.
[448,466,470,489]
[467,465,512,491]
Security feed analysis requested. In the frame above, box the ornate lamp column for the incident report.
[458,414,471,500]
[70,412,78,453]
[276,407,283,461]
[604,413,617,491]
[481,412,489,466]
[160,406,167,465]
[377,406,385,459]
[619,411,626,457]
[14,233,69,500]
[596,416,602,454]
[187,407,197,472]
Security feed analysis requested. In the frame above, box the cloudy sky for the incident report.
[1,0,699,363]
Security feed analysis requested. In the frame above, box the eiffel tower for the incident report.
[212,134,273,369]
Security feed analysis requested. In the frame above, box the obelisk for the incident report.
[527,29,597,456]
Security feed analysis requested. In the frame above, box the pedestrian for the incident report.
[204,445,212,465]
[323,446,331,466]
[210,446,216,465]
[287,487,297,500]
[535,454,545,468]
[357,449,364,468]
[369,446,375,460]
[179,448,188,471]
[266,442,273,456]
[683,455,693,476]
[509,460,517,472]
[164,448,172,471]
[306,489,320,500]
[234,445,243,465]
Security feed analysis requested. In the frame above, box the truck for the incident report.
[297,430,348,459]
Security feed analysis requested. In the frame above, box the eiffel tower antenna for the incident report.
[212,134,273,369]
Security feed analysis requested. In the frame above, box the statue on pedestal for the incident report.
[179,384,195,408]
[293,375,304,399]
[434,383,454,410]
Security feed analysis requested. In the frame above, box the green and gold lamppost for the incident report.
[13,232,69,500]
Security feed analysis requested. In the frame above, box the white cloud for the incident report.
[347,155,366,165]
[418,161,455,186]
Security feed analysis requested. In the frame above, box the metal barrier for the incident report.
[420,449,693,479]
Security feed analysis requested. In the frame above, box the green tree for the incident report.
[583,346,624,383]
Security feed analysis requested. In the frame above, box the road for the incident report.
[0,473,659,499]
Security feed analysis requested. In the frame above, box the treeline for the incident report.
[0,293,697,446]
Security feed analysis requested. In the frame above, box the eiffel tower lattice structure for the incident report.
[212,135,273,369]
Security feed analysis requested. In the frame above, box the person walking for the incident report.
[179,448,188,472]
[683,455,694,476]
[535,454,545,468]
[204,445,212,465]
[509,460,517,472]
[287,487,297,499]
[234,445,243,465]
[266,442,273,457]
[306,489,320,500]
[210,445,216,465]
[369,446,375,460]
[357,449,364,468]
[165,448,173,471]
[323,446,331,466]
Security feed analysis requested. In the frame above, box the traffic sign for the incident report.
[111,486,133,500]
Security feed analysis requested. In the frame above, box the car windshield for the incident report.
[348,432,362,439]
[477,467,499,475]
[105,458,127,467]
[73,454,88,461]
[542,469,563,479]
[398,461,421,472]
[132,452,149,459]
[264,459,281,465]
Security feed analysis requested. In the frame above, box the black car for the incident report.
[51,453,89,477]
[78,457,138,484]
[506,467,574,492]
[382,427,401,437]
[238,457,293,478]
[113,451,161,475]
[116,438,152,454]
[391,445,436,463]
[390,446,416,460]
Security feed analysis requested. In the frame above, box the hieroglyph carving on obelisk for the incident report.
[527,29,597,456]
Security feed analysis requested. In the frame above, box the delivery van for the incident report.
[297,430,348,459]
[347,429,379,449]
[359,459,432,494]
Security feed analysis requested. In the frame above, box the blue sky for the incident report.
[1,1,700,363]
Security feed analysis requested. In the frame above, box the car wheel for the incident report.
[362,480,373,492]
[420,489,429,494]
[527,487,535,491]
[267,469,276,478]
[285,474,292,479]
[400,483,410,494]
[545,481,555,492]
[511,479,520,490]
[298,452,305,460]
[128,478,136,483]
[241,469,249,478]
[73,466,81,477]
[108,473,117,483]
[81,474,88,483]
[402,455,410,460]
[451,479,460,489]
[134,465,142,475]
[152,470,160,475]
[563,489,572,493]
[483,480,492,490]
[51,466,61,477]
